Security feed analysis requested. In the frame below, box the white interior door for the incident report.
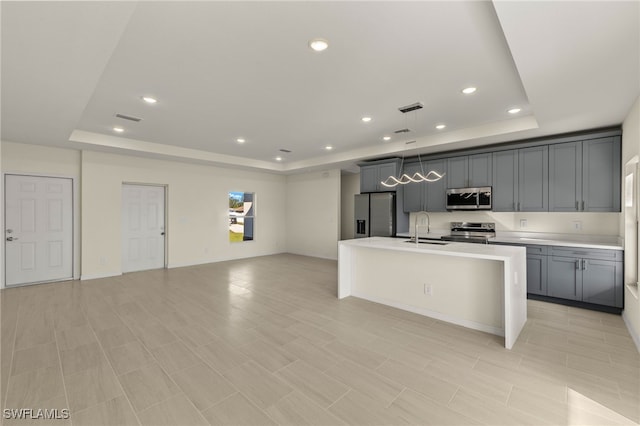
[5,175,73,286]
[122,184,166,273]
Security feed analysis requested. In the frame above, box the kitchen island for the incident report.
[338,237,527,349]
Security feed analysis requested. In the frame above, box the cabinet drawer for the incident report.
[549,246,622,261]
[526,245,548,256]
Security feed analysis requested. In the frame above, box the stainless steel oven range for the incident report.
[441,222,496,244]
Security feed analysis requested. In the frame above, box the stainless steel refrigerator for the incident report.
[354,193,396,238]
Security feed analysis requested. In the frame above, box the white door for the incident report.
[5,175,73,286]
[122,184,165,273]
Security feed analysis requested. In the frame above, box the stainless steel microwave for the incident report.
[446,187,492,210]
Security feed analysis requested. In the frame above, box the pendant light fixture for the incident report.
[379,104,445,188]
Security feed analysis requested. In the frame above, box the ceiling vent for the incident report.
[115,113,142,122]
[398,102,424,114]
[279,149,292,153]
[394,128,411,134]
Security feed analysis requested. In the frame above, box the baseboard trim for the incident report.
[622,310,640,353]
[80,272,122,281]
[167,260,211,269]
[351,291,504,338]
[527,294,623,315]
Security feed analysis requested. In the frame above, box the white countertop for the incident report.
[340,236,525,262]
[395,230,623,250]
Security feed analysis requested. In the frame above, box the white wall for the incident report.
[408,210,621,236]
[81,150,287,278]
[340,172,360,240]
[621,95,640,351]
[1,141,82,283]
[285,169,340,259]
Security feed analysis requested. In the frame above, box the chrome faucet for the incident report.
[414,211,430,246]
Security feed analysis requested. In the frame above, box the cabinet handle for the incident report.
[582,201,585,211]
[575,201,579,211]
[517,202,520,211]
[575,260,580,270]
[582,259,587,270]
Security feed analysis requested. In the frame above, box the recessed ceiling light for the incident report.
[113,127,124,133]
[383,136,391,141]
[436,124,446,130]
[275,156,283,161]
[236,138,245,143]
[361,116,372,123]
[141,96,157,104]
[309,38,329,52]
[325,145,333,151]
[508,107,522,114]
[462,87,477,94]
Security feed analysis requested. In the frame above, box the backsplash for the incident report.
[407,211,621,236]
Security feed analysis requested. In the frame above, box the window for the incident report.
[229,191,254,242]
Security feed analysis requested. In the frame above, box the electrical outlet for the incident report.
[520,219,527,228]
[572,220,582,231]
[424,283,432,296]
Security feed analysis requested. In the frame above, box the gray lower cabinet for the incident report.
[547,256,582,301]
[526,245,548,296]
[546,247,623,308]
[402,159,447,212]
[582,259,623,307]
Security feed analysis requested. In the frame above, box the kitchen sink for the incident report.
[404,240,450,245]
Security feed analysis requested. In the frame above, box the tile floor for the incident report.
[1,253,638,425]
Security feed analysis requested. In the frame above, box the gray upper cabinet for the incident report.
[447,156,468,189]
[549,137,620,212]
[582,137,621,212]
[492,150,518,212]
[370,130,620,212]
[402,162,424,212]
[518,146,548,212]
[549,142,582,212]
[402,159,447,212]
[360,165,379,193]
[359,161,399,193]
[425,159,447,212]
[493,146,547,212]
[446,154,492,188]
[468,153,492,187]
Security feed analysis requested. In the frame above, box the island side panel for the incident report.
[504,256,528,349]
[352,247,505,336]
[338,242,353,299]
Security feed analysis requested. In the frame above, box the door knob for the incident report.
[6,237,18,241]
[160,232,165,236]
